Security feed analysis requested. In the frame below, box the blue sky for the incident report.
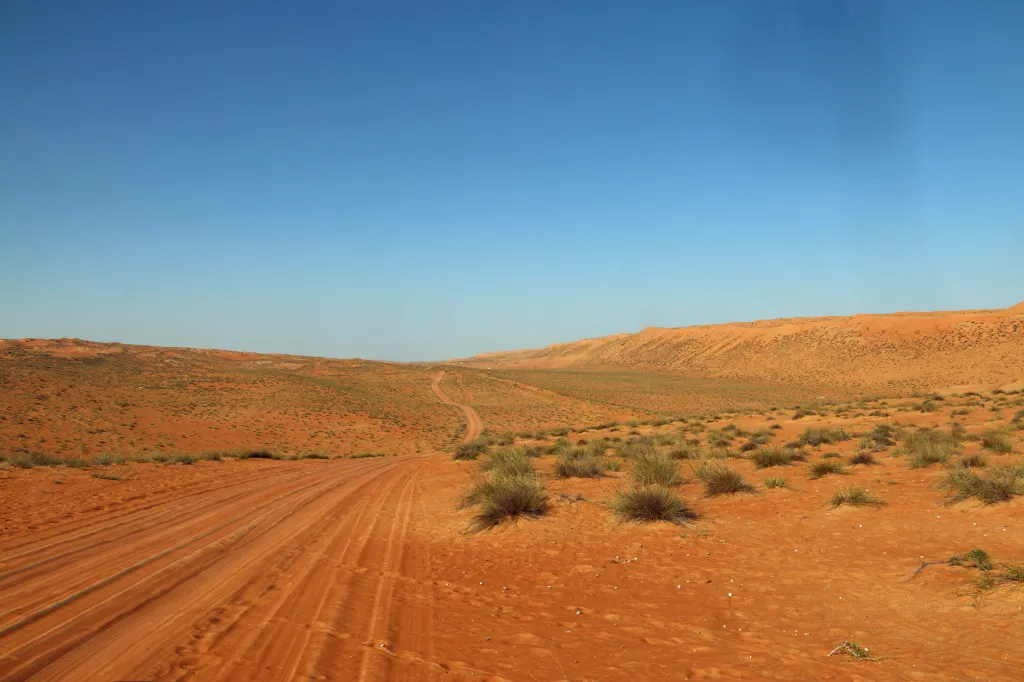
[1,1,1022,361]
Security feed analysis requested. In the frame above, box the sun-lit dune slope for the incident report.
[463,302,1024,393]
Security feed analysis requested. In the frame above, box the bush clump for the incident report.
[632,450,680,487]
[848,452,877,466]
[454,439,488,461]
[980,430,1013,454]
[949,548,993,571]
[809,460,847,479]
[611,486,698,524]
[800,428,849,447]
[554,448,606,479]
[763,476,788,489]
[751,446,804,469]
[859,424,895,451]
[829,487,885,508]
[903,428,959,468]
[694,460,753,496]
[938,463,1024,505]
[480,447,535,477]
[463,474,549,532]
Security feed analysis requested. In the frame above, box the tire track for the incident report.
[431,370,484,442]
[0,458,398,681]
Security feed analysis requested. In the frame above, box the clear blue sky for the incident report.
[2,1,1022,361]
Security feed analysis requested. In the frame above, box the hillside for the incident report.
[0,338,639,458]
[462,302,1024,394]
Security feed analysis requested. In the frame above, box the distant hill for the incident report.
[460,303,1024,393]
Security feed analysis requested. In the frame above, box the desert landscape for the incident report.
[2,303,1023,681]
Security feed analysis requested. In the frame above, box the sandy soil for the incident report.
[2,385,1023,680]
[432,371,484,443]
[463,302,1024,393]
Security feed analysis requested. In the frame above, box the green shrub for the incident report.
[949,549,993,571]
[611,486,697,523]
[859,424,895,451]
[763,476,787,489]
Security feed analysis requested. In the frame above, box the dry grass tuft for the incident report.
[611,486,697,524]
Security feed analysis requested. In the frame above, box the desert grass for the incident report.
[799,427,849,447]
[903,428,959,468]
[956,453,988,468]
[808,460,847,479]
[631,450,681,487]
[611,486,697,523]
[858,423,895,451]
[554,448,606,479]
[693,460,753,496]
[829,486,885,507]
[453,438,488,461]
[480,447,535,477]
[980,430,1013,453]
[938,462,1024,505]
[949,548,993,571]
[763,476,787,489]
[848,452,877,466]
[463,474,549,532]
[751,446,804,469]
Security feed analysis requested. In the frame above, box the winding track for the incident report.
[0,373,483,681]
[431,370,483,442]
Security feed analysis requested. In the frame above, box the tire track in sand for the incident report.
[431,370,483,442]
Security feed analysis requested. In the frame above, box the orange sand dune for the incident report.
[463,302,1024,393]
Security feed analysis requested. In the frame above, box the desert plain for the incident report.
[1,303,1023,681]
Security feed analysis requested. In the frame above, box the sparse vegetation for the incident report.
[949,549,993,571]
[480,447,535,477]
[902,428,959,468]
[956,453,987,468]
[611,486,697,523]
[800,427,849,447]
[763,476,787,489]
[829,487,885,507]
[463,474,549,532]
[859,423,895,452]
[751,446,804,469]
[848,452,877,466]
[694,460,753,496]
[809,460,847,479]
[938,462,1024,505]
[454,439,488,461]
[631,450,680,487]
[554,448,606,478]
[980,430,1013,453]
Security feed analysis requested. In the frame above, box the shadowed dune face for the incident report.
[462,303,1024,393]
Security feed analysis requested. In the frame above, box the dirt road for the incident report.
[431,370,483,442]
[0,456,446,681]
